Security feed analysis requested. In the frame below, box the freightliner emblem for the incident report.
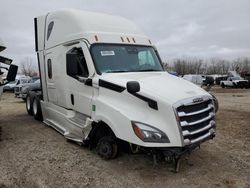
[193,97,203,103]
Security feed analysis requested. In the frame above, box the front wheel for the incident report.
[96,136,118,160]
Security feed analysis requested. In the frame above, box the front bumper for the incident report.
[141,132,215,158]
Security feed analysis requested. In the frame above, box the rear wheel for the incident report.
[33,96,43,121]
[96,135,118,160]
[221,83,225,88]
[26,95,33,115]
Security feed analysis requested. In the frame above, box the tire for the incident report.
[26,94,33,115]
[213,97,219,113]
[221,83,225,88]
[96,136,118,160]
[32,96,43,121]
[210,93,219,113]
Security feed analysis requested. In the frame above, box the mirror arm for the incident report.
[0,66,9,71]
[0,81,9,87]
[77,76,87,83]
[76,76,92,86]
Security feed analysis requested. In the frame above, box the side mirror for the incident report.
[127,81,140,93]
[0,56,12,65]
[6,64,18,82]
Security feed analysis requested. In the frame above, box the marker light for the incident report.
[94,35,99,41]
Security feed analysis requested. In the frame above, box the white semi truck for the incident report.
[28,9,217,170]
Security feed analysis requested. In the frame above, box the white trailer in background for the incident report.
[29,9,217,171]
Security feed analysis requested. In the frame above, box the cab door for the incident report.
[65,43,93,116]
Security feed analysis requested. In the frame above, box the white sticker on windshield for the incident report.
[100,51,115,56]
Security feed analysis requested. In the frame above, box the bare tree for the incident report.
[20,57,38,77]
[168,56,250,75]
[241,57,250,72]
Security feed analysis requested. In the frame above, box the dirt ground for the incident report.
[0,87,250,188]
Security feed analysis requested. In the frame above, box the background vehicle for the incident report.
[3,75,30,92]
[16,79,40,100]
[14,77,39,98]
[182,74,204,87]
[215,76,228,85]
[27,9,217,170]
[220,76,249,88]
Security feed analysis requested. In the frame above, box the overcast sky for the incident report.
[0,0,250,65]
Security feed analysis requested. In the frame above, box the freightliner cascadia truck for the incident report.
[27,9,217,171]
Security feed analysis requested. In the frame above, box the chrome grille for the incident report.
[174,96,216,145]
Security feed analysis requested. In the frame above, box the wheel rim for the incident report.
[27,97,31,111]
[99,141,112,158]
[33,99,38,115]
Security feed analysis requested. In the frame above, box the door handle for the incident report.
[71,94,74,105]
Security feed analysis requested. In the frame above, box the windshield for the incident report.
[8,80,17,84]
[231,77,242,80]
[91,44,164,74]
[29,78,39,83]
[34,79,40,83]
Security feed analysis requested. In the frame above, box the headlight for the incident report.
[132,122,170,143]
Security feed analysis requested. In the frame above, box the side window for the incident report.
[66,47,89,79]
[47,21,54,40]
[47,59,52,79]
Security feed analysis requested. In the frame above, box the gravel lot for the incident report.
[0,88,250,188]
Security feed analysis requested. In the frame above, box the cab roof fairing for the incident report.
[40,9,152,49]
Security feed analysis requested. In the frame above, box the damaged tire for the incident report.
[96,136,118,160]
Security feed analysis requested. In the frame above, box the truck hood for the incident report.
[99,72,209,105]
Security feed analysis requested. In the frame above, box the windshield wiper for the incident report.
[105,69,162,73]
[105,70,128,73]
[136,69,161,72]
